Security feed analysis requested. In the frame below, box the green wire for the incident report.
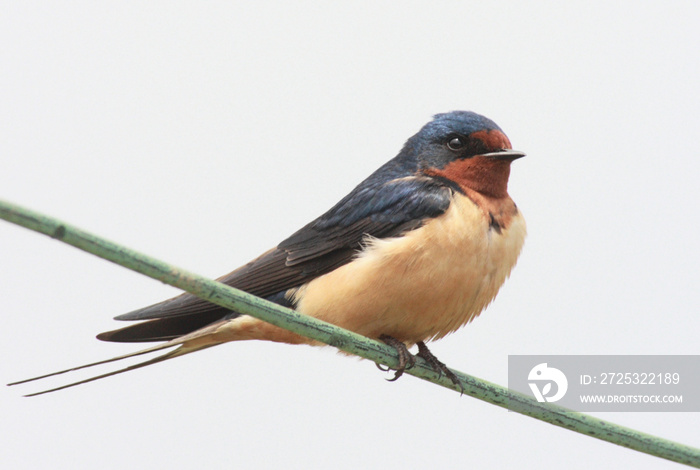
[1,199,698,468]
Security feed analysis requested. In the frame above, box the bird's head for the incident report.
[406,111,525,199]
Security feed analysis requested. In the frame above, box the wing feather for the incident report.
[102,174,453,342]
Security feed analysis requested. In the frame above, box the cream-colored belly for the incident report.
[291,193,526,343]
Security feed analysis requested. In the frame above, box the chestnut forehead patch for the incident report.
[470,129,512,151]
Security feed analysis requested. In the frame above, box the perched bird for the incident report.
[11,111,526,396]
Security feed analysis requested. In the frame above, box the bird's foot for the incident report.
[376,334,416,381]
[416,341,464,394]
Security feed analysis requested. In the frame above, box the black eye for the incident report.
[447,136,464,151]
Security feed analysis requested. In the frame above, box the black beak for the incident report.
[480,149,526,161]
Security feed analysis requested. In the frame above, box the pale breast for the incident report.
[293,192,526,344]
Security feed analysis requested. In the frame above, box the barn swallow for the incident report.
[11,110,526,396]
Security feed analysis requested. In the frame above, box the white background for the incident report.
[1,2,699,469]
